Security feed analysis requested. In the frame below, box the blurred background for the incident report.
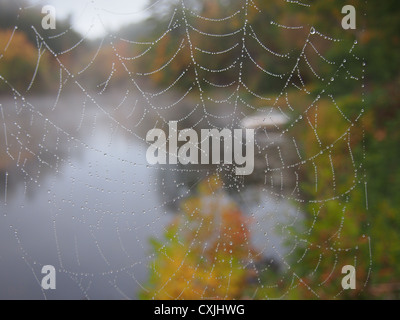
[0,0,399,299]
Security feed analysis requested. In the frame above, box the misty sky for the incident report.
[28,0,152,38]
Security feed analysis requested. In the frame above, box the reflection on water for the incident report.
[0,89,300,299]
[0,90,173,299]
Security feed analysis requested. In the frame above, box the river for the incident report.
[0,88,300,299]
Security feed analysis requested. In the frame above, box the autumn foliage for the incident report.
[0,29,40,92]
[141,176,259,300]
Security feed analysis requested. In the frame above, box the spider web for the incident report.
[0,0,370,299]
